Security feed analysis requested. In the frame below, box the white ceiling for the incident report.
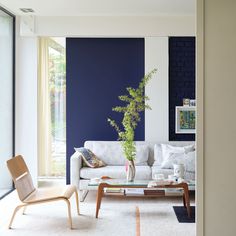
[0,0,195,16]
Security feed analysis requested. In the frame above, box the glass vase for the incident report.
[126,160,136,182]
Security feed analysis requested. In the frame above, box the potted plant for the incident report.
[108,69,157,181]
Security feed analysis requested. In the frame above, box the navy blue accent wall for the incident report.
[169,37,195,141]
[66,38,144,183]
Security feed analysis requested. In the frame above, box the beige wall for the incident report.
[198,0,236,235]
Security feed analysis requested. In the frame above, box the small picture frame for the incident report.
[175,106,196,134]
[183,98,190,107]
[190,99,196,107]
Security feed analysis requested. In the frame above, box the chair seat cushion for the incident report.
[80,165,152,180]
[74,147,106,168]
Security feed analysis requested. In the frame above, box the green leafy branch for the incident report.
[107,69,157,161]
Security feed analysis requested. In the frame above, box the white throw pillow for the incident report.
[185,151,196,172]
[161,144,185,166]
[160,150,196,173]
[184,145,195,153]
[160,152,185,169]
[154,143,195,166]
[90,142,125,165]
[160,144,195,169]
[160,144,185,169]
[153,144,163,166]
[135,145,149,166]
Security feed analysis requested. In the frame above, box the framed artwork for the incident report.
[175,106,196,133]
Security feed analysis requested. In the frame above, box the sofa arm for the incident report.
[70,152,82,188]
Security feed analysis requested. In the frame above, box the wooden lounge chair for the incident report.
[6,155,79,229]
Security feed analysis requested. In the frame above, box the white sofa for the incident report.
[70,141,195,201]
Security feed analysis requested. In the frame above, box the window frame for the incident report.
[0,6,15,199]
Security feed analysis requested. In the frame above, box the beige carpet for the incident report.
[0,190,195,236]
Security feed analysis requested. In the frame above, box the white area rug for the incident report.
[0,190,195,236]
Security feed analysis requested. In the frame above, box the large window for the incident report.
[38,38,66,177]
[0,7,14,198]
[49,38,66,176]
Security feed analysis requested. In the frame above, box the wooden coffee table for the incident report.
[88,179,191,218]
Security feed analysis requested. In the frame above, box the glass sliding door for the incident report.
[0,8,14,198]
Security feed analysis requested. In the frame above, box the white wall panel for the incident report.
[15,18,38,186]
[34,15,195,37]
[145,37,169,142]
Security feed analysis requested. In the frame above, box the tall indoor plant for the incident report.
[108,69,157,181]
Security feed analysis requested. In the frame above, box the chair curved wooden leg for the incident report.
[74,190,80,215]
[64,199,73,229]
[9,205,24,229]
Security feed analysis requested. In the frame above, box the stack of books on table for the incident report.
[187,180,196,191]
[147,180,172,188]
[104,188,125,195]
[164,188,183,196]
[144,189,165,196]
[125,188,144,196]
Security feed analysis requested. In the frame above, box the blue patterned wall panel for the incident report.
[66,38,144,183]
[169,37,195,141]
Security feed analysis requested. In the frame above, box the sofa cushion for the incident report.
[135,145,149,165]
[74,147,106,168]
[153,143,195,166]
[185,151,196,173]
[84,141,149,166]
[151,166,195,181]
[160,151,196,173]
[160,144,186,168]
[80,165,152,180]
[160,152,185,169]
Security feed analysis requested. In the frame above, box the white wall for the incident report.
[197,0,236,235]
[15,17,38,186]
[34,15,195,37]
[145,37,169,142]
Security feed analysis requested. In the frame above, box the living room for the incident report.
[0,1,236,236]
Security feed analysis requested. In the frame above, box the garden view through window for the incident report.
[48,38,66,176]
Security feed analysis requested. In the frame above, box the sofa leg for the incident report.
[80,190,89,202]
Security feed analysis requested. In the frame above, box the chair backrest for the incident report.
[7,155,35,201]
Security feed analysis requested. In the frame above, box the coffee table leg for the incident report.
[96,183,105,218]
[183,184,191,218]
[182,194,186,208]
